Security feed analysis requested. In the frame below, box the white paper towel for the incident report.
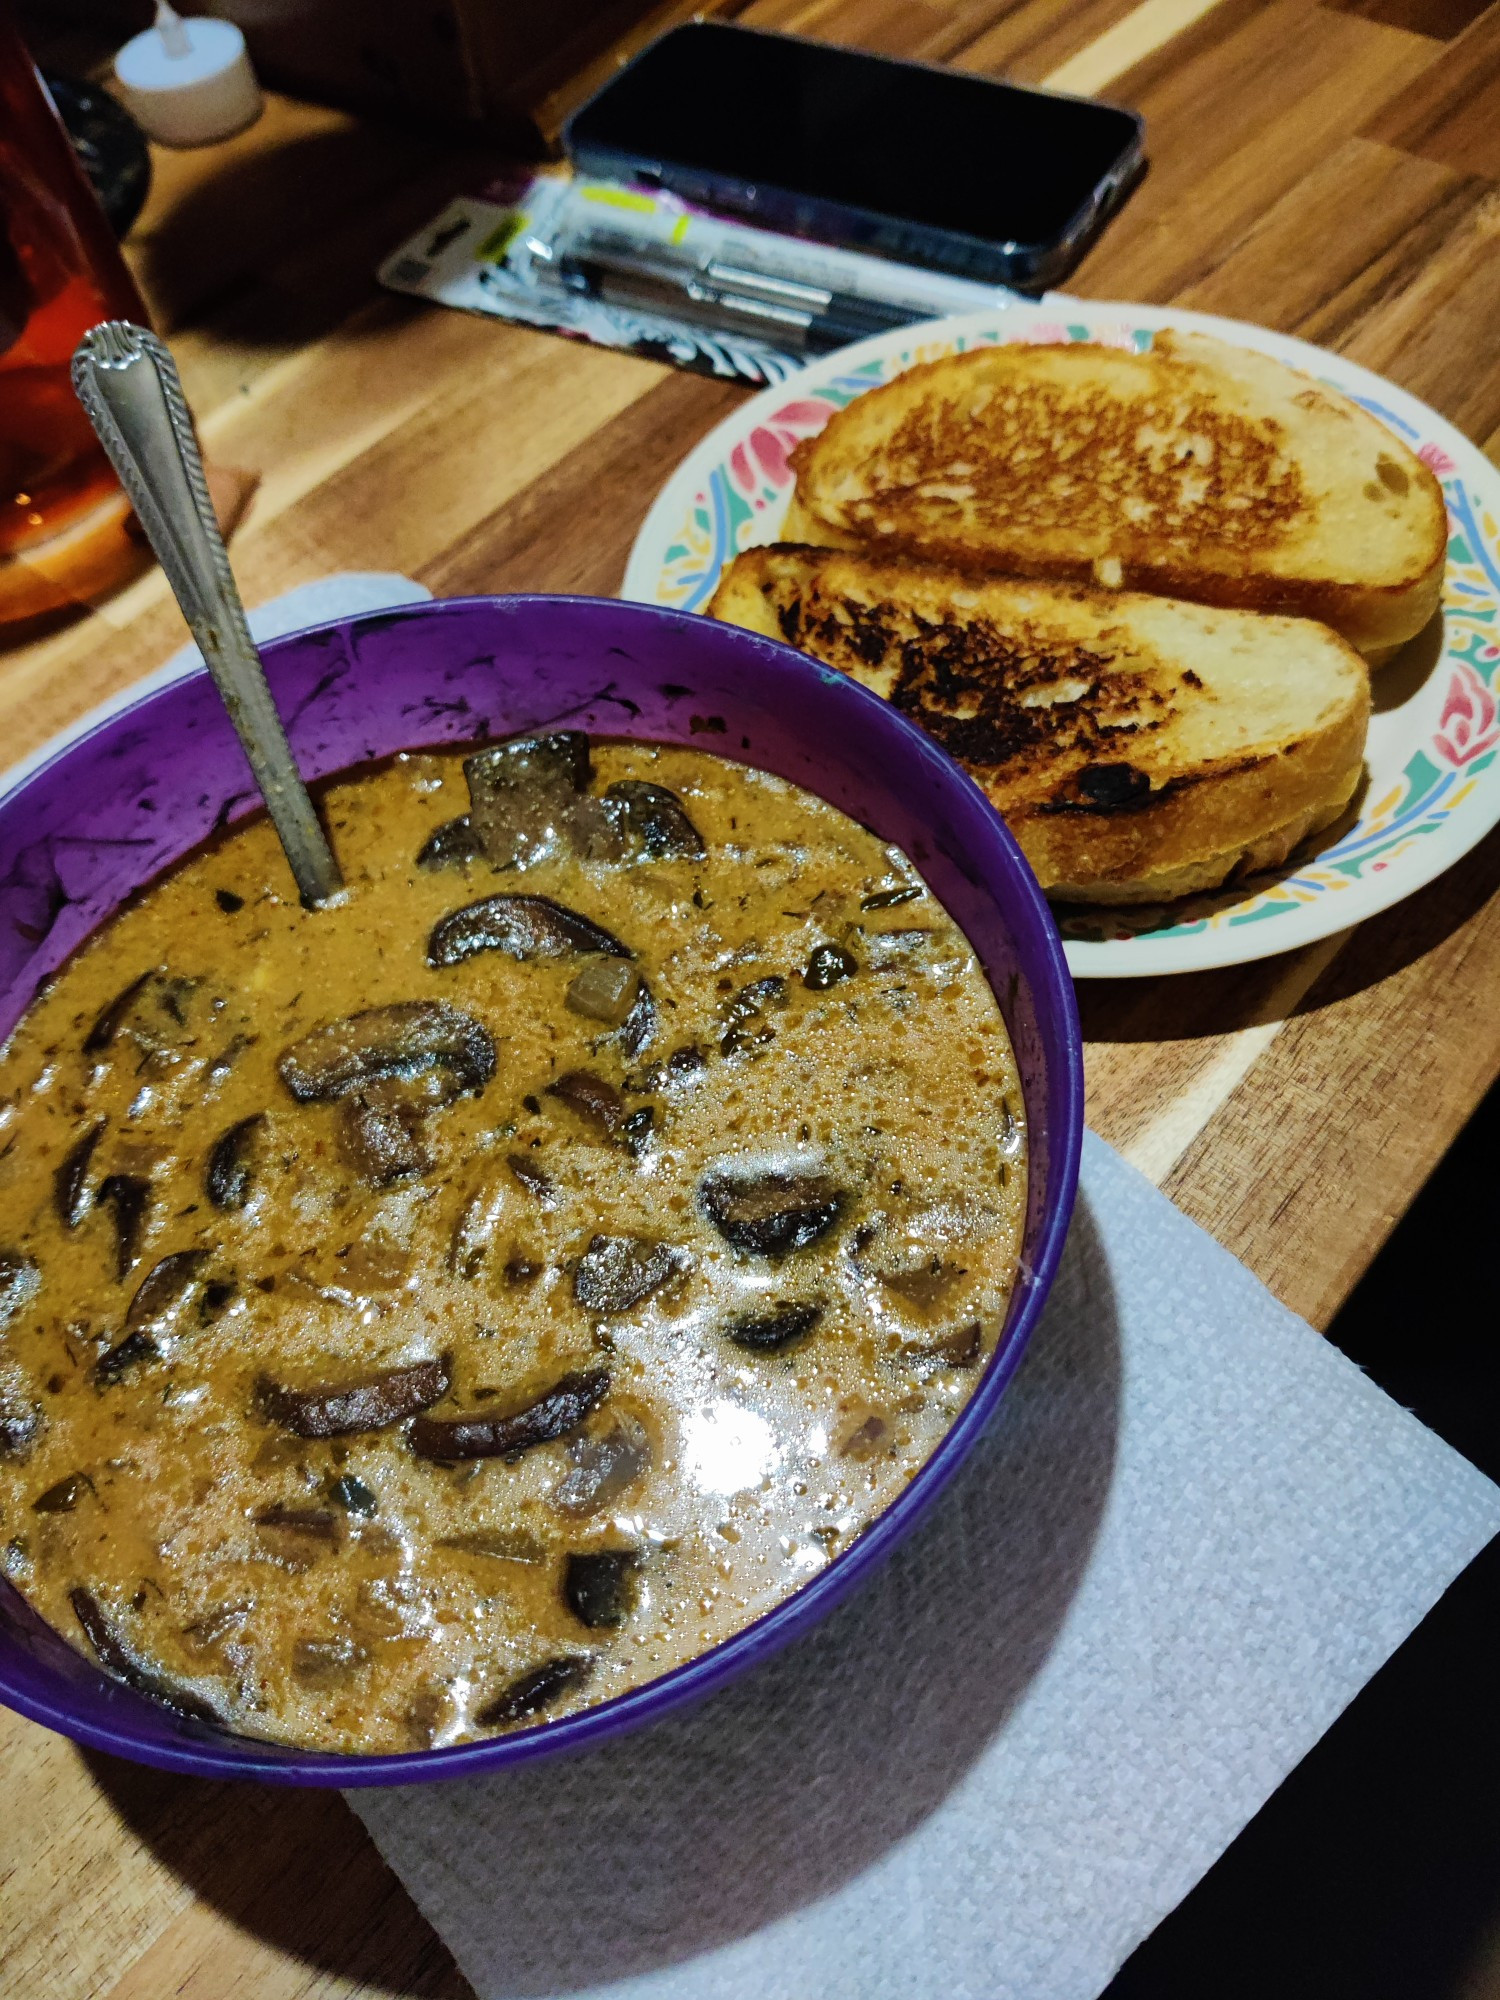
[349,1132,1500,2000]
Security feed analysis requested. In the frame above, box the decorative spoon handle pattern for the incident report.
[71,320,343,906]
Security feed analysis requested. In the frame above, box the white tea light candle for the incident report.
[113,3,262,148]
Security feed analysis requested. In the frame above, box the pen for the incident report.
[542,234,928,354]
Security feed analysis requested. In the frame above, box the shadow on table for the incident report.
[1078,818,1500,1047]
[76,1742,476,1998]
[133,122,494,343]
[87,1194,1121,2000]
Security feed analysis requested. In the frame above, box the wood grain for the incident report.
[0,1706,470,2000]
[957,0,1157,88]
[423,372,754,599]
[5,1,1500,1993]
[1365,1,1500,170]
[1170,137,1484,340]
[1076,1,1440,301]
[1330,0,1492,44]
[1042,0,1232,92]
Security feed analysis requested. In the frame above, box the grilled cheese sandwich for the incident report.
[710,544,1371,903]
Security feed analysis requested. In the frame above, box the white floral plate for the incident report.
[622,302,1500,978]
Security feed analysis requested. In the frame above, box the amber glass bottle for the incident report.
[0,7,152,626]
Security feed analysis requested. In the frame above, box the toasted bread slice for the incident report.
[785,331,1446,660]
[709,545,1371,904]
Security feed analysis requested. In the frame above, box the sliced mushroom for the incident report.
[0,1359,42,1460]
[468,729,592,794]
[837,1409,892,1460]
[0,1251,39,1328]
[721,975,787,1031]
[448,1171,510,1279]
[0,1406,42,1460]
[128,1248,211,1330]
[545,1070,626,1140]
[553,1409,653,1516]
[255,1504,338,1541]
[735,975,787,1008]
[33,1469,92,1513]
[204,1032,255,1089]
[603,780,706,860]
[899,1321,985,1370]
[291,1636,368,1687]
[403,1686,449,1747]
[438,1525,546,1563]
[475,1653,594,1728]
[338,1091,432,1185]
[409,1366,609,1462]
[506,1152,558,1208]
[92,1331,158,1386]
[97,1174,150,1281]
[70,1586,219,1721]
[565,796,631,864]
[55,1120,105,1227]
[573,1235,685,1314]
[651,1044,707,1090]
[727,1301,824,1353]
[879,1261,966,1314]
[416,815,483,870]
[181,1603,250,1652]
[81,967,157,1054]
[700,1171,844,1257]
[279,1001,495,1102]
[95,1249,213,1382]
[205,1113,265,1210]
[621,1107,654,1158]
[428,895,631,968]
[257,1354,451,1438]
[83,968,198,1057]
[719,975,787,1057]
[464,731,594,870]
[564,1549,641,1628]
[803,943,858,991]
[620,978,657,1058]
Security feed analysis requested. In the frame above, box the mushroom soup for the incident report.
[0,733,1025,1752]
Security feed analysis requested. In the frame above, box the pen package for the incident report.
[379,171,1037,388]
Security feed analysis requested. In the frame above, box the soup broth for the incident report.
[0,735,1025,1752]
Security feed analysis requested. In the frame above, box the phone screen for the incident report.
[568,25,1141,250]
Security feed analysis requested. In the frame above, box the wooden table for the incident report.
[5,2,1500,1992]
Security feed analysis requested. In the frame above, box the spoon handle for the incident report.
[71,321,343,907]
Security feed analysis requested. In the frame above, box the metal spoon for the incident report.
[71,320,343,906]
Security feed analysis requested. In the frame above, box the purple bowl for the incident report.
[0,594,1081,1785]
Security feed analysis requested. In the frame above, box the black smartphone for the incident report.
[564,23,1145,290]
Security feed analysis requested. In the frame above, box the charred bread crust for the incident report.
[710,544,1372,905]
[1008,717,1366,901]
